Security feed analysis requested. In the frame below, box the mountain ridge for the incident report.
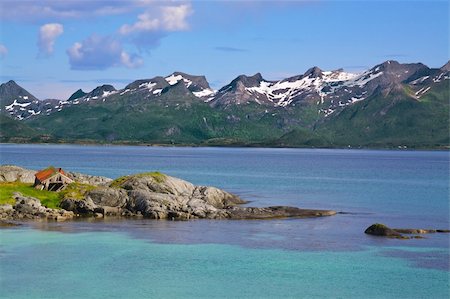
[1,60,448,148]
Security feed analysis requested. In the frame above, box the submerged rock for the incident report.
[364,223,403,238]
[227,206,337,219]
[365,223,450,239]
[0,220,20,227]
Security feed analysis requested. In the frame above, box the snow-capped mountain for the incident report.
[0,80,63,120]
[207,60,448,117]
[1,60,449,121]
[65,72,215,106]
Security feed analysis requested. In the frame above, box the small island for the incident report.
[0,165,336,222]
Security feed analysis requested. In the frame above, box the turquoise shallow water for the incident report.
[0,145,449,298]
[1,229,449,299]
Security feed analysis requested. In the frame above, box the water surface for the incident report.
[1,144,449,298]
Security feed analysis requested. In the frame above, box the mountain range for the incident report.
[1,60,449,148]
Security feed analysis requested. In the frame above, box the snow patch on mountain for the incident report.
[139,82,156,90]
[243,70,359,107]
[343,70,383,87]
[165,74,192,87]
[193,89,215,98]
[5,99,31,110]
[102,90,118,97]
[165,73,215,99]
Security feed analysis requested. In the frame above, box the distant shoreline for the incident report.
[1,141,449,151]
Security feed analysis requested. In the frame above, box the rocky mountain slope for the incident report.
[1,60,448,147]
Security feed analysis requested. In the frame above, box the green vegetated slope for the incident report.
[28,93,289,145]
[0,114,45,142]
[18,81,450,148]
[315,82,449,148]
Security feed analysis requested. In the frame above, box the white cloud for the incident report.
[120,51,144,68]
[119,3,193,35]
[67,34,143,70]
[161,4,192,31]
[119,12,160,35]
[38,23,64,56]
[0,44,8,58]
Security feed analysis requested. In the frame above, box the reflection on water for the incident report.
[20,214,449,259]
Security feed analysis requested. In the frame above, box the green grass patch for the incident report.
[60,182,97,200]
[0,182,97,209]
[0,182,61,209]
[110,172,166,188]
[110,175,130,188]
[137,172,166,183]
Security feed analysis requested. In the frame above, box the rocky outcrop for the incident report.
[393,228,450,234]
[227,206,337,219]
[365,223,450,239]
[85,187,128,207]
[86,173,337,220]
[0,166,337,221]
[0,165,36,183]
[111,173,245,219]
[364,223,404,238]
[1,193,74,221]
[59,197,97,216]
[67,172,112,186]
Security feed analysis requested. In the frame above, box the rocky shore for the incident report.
[0,165,337,222]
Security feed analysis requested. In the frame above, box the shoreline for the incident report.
[1,141,449,151]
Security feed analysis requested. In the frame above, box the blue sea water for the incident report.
[0,144,449,298]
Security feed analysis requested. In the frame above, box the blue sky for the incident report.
[0,0,448,99]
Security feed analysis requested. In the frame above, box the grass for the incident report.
[0,181,97,209]
[110,176,131,188]
[110,172,166,188]
[60,182,97,200]
[0,182,61,209]
[138,172,166,183]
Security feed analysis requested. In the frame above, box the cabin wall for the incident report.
[34,173,74,191]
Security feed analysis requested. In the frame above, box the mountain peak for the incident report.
[92,84,116,93]
[441,61,450,71]
[1,80,23,90]
[232,73,264,87]
[304,66,323,78]
[124,77,169,91]
[5,80,18,86]
[251,72,263,81]
[68,89,87,101]
[165,72,211,91]
[85,84,116,98]
[373,60,401,71]
[381,60,400,66]
[0,80,39,106]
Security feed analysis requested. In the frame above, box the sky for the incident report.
[0,0,448,99]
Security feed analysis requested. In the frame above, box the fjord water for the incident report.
[1,144,449,298]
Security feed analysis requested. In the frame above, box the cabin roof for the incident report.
[35,166,69,182]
